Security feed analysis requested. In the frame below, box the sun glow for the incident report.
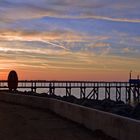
[0,0,139,81]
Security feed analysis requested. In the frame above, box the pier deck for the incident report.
[0,80,140,103]
[0,101,114,140]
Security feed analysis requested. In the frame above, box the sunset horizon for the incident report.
[0,0,140,81]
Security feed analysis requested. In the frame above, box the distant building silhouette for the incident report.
[8,70,18,91]
[129,71,140,86]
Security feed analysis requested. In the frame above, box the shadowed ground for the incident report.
[0,101,115,140]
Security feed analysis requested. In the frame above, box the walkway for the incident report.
[0,101,115,140]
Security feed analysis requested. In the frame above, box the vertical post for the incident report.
[126,84,131,104]
[105,83,110,99]
[80,82,86,99]
[66,82,71,96]
[34,81,36,93]
[133,84,140,104]
[49,82,55,95]
[96,82,99,100]
[138,86,140,103]
[31,81,33,92]
[130,70,132,80]
[31,81,37,93]
[116,85,121,101]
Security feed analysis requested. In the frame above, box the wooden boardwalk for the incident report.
[0,80,139,103]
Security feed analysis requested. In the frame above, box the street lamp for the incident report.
[129,70,132,80]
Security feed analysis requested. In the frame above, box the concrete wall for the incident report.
[0,92,140,140]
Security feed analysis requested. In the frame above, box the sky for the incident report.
[0,0,140,81]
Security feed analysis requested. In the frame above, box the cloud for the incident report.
[0,0,140,80]
[0,45,69,56]
[0,0,140,23]
[73,14,140,23]
[123,47,132,53]
[0,29,110,47]
[122,47,138,53]
[0,29,81,50]
[51,0,107,9]
[88,42,111,48]
[131,36,140,43]
[0,39,139,74]
[0,1,62,22]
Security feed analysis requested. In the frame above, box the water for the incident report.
[0,81,135,103]
[18,87,127,103]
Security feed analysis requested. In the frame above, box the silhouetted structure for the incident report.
[0,70,138,104]
[8,70,18,91]
[0,80,139,104]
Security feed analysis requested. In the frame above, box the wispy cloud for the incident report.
[88,42,111,48]
[122,47,138,53]
[0,0,140,23]
[77,15,140,23]
[0,29,110,51]
[0,0,140,80]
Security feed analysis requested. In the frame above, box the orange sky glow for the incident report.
[0,0,140,81]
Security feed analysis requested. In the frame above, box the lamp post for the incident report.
[129,70,132,80]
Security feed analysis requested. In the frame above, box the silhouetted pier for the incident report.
[0,80,139,104]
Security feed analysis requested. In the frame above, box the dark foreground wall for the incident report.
[0,92,140,140]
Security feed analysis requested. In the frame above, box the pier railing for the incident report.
[0,80,139,103]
